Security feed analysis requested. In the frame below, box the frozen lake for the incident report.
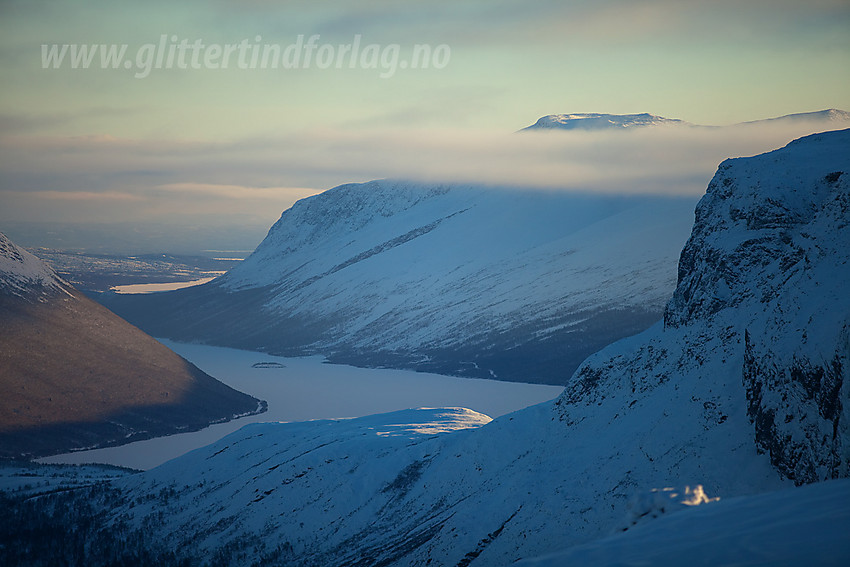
[39,340,564,470]
[110,276,221,294]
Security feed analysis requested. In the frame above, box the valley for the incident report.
[2,126,848,566]
[39,340,563,470]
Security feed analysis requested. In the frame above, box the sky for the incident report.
[1,0,849,252]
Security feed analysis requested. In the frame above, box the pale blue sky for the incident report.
[3,0,849,136]
[1,0,849,238]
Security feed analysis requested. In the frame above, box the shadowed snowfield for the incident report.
[517,478,850,567]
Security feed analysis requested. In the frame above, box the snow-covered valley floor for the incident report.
[38,340,563,470]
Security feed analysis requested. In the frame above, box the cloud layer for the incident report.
[2,119,847,231]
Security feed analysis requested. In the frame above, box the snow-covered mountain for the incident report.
[737,108,850,126]
[0,232,266,458]
[521,112,690,131]
[662,129,850,483]
[9,129,848,566]
[522,108,850,131]
[104,186,696,384]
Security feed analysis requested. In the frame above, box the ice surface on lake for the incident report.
[110,276,220,294]
[39,340,562,469]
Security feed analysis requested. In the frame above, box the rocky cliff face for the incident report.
[666,131,850,483]
[562,129,850,485]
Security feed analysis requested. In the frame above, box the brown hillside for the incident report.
[0,282,265,459]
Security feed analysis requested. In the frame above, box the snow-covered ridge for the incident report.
[0,231,67,297]
[666,128,850,328]
[738,108,850,126]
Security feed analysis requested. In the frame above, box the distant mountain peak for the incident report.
[738,108,850,125]
[812,108,850,120]
[521,109,850,132]
[521,112,690,131]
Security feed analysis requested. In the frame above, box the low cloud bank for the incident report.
[1,119,846,230]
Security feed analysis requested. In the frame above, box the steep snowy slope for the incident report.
[105,186,696,384]
[0,232,265,459]
[17,129,847,566]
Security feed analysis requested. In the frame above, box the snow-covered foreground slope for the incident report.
[116,408,495,564]
[104,187,696,384]
[519,479,850,567]
[106,392,782,566]
[4,129,848,566]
